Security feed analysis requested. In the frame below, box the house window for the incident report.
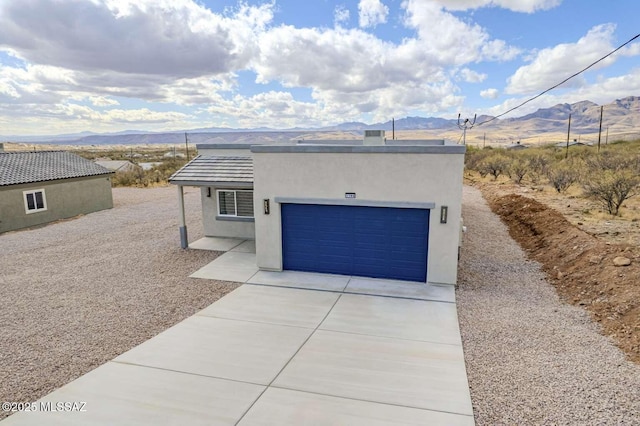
[23,189,47,214]
[217,190,254,217]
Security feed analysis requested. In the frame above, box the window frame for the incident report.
[216,189,254,218]
[23,188,47,214]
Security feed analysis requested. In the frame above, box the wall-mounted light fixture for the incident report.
[206,187,212,198]
[263,199,270,215]
[440,206,448,224]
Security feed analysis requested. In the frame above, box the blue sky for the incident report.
[0,0,638,135]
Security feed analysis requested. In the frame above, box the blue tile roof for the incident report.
[0,151,113,186]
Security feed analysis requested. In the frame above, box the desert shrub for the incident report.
[478,154,510,180]
[524,152,550,184]
[582,169,640,216]
[585,150,639,172]
[110,158,187,187]
[546,162,580,193]
[509,158,528,184]
[465,147,495,173]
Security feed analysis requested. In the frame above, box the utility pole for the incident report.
[565,113,572,159]
[392,118,395,140]
[457,113,477,145]
[184,132,190,161]
[483,133,486,148]
[597,105,604,152]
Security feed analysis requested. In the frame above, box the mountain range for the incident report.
[3,96,639,146]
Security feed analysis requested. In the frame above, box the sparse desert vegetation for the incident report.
[465,139,640,365]
[76,147,190,187]
[466,139,640,216]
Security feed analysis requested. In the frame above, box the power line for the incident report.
[477,32,640,126]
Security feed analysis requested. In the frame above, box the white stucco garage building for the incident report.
[170,131,465,285]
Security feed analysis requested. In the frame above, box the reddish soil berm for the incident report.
[483,191,640,364]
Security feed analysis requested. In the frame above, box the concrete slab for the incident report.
[273,330,473,416]
[115,315,312,385]
[1,362,264,426]
[188,237,245,252]
[248,270,350,292]
[190,251,258,282]
[198,285,339,329]
[345,277,456,302]
[230,240,256,253]
[239,387,474,426]
[320,293,462,346]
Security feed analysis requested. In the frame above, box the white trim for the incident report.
[23,188,47,214]
[274,197,435,210]
[216,189,254,218]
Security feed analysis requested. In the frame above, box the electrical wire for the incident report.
[476,32,640,126]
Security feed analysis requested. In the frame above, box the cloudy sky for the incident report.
[0,0,638,135]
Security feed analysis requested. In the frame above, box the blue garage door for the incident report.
[281,203,429,282]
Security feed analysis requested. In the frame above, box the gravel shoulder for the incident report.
[457,185,640,425]
[0,186,238,419]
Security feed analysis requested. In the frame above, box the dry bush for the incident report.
[464,147,495,173]
[509,158,529,184]
[111,158,187,187]
[546,162,581,193]
[523,152,550,184]
[582,169,640,216]
[478,154,510,180]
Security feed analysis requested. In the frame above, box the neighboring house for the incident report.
[170,131,466,285]
[0,151,113,234]
[555,140,591,148]
[95,160,142,174]
[506,141,528,150]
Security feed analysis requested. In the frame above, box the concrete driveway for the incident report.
[2,246,474,425]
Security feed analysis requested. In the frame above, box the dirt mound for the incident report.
[485,192,640,363]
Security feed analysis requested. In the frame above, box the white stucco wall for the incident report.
[252,146,465,285]
[200,186,255,240]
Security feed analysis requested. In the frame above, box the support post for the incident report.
[178,185,188,249]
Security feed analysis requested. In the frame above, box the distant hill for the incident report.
[2,96,638,146]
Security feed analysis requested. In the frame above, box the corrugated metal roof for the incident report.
[169,155,253,186]
[0,151,113,187]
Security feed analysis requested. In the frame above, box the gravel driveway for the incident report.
[457,185,640,425]
[0,186,237,419]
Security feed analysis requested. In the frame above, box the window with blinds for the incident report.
[217,190,254,218]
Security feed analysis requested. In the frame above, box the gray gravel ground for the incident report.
[0,186,238,419]
[457,185,640,425]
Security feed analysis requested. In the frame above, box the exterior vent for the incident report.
[363,130,385,146]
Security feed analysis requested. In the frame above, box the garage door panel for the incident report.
[282,203,429,282]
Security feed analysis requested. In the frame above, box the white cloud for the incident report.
[427,0,562,13]
[480,88,499,99]
[460,68,487,83]
[334,5,350,26]
[402,0,520,65]
[0,0,273,78]
[0,0,537,133]
[89,96,120,107]
[506,24,621,95]
[358,0,389,28]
